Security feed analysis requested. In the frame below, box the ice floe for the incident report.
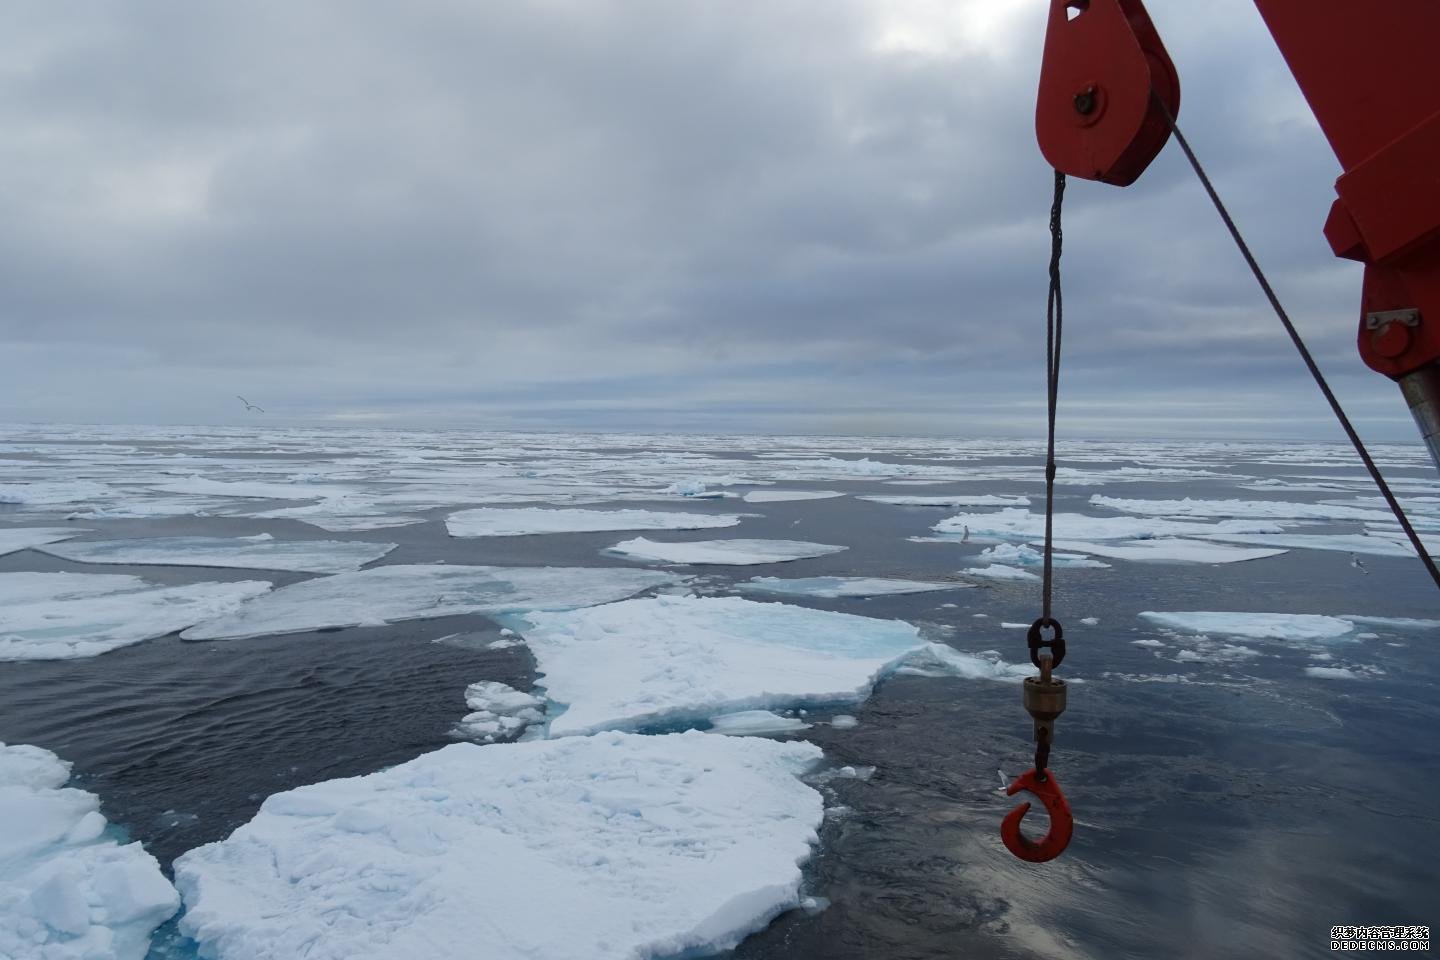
[183,565,677,641]
[742,490,844,503]
[446,507,742,538]
[1304,666,1361,680]
[1090,495,1405,524]
[509,595,924,736]
[858,495,1030,507]
[975,543,1109,569]
[0,742,179,960]
[0,527,84,557]
[963,564,1040,582]
[606,537,847,566]
[1050,539,1286,564]
[1138,611,1356,642]
[932,508,1281,542]
[0,480,110,505]
[707,710,811,736]
[1197,532,1419,558]
[737,576,964,598]
[454,682,545,742]
[39,536,395,574]
[173,732,824,960]
[0,573,271,661]
[830,715,859,729]
[148,477,355,501]
[891,643,1034,681]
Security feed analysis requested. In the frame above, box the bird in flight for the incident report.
[236,395,265,413]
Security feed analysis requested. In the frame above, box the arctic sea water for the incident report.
[0,426,1436,959]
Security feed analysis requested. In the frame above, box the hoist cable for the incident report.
[1042,170,1066,623]
[1155,99,1440,594]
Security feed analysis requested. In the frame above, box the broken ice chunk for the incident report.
[707,710,811,736]
[453,682,545,742]
[737,576,965,598]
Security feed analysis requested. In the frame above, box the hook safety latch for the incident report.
[1000,768,1074,863]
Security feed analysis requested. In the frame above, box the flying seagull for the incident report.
[236,395,265,413]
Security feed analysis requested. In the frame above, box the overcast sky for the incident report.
[0,0,1419,442]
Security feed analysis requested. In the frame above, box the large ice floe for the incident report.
[1051,539,1286,564]
[606,537,847,566]
[446,507,742,538]
[931,508,1281,542]
[1089,495,1412,524]
[1139,611,1359,642]
[173,732,824,960]
[741,489,844,503]
[0,573,271,661]
[0,480,110,506]
[737,576,966,598]
[38,536,395,574]
[0,742,179,960]
[182,564,677,640]
[508,595,926,736]
[0,527,84,557]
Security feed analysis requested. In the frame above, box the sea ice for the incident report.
[1304,666,1361,680]
[858,495,1030,507]
[742,490,844,503]
[39,536,395,574]
[891,643,1034,681]
[0,480,110,505]
[707,710,811,735]
[0,573,271,661]
[963,564,1040,582]
[1050,539,1287,564]
[933,509,1282,542]
[1197,532,1418,558]
[510,595,925,736]
[1138,611,1356,642]
[446,507,742,538]
[976,543,1109,569]
[0,742,179,960]
[607,537,847,566]
[182,565,677,640]
[454,681,545,742]
[148,477,355,501]
[737,576,965,598]
[174,732,824,960]
[830,715,859,729]
[299,515,427,532]
[1090,495,1404,524]
[0,527,84,557]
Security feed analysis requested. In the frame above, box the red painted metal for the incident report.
[1251,0,1440,380]
[1000,768,1074,863]
[1035,0,1179,186]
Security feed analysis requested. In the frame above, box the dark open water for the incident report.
[0,428,1435,959]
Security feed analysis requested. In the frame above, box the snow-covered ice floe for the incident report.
[606,537,847,566]
[0,742,178,960]
[446,507,742,538]
[741,490,844,503]
[932,508,1281,542]
[1089,494,1414,525]
[0,573,271,661]
[963,564,1040,582]
[148,477,355,501]
[1198,532,1422,558]
[510,595,925,736]
[182,564,677,640]
[454,681,545,742]
[38,536,395,574]
[173,732,824,960]
[891,643,1035,681]
[737,576,965,598]
[0,481,110,506]
[1137,611,1440,642]
[975,543,1109,569]
[0,527,84,557]
[1051,539,1286,564]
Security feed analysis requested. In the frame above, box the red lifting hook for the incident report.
[1000,768,1074,863]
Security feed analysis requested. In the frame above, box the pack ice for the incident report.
[0,573,271,661]
[511,595,926,736]
[39,536,395,574]
[173,732,824,960]
[182,564,677,640]
[0,742,178,960]
[446,507,741,538]
[607,537,847,565]
[738,576,965,598]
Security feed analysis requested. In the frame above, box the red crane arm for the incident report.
[1035,0,1440,465]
